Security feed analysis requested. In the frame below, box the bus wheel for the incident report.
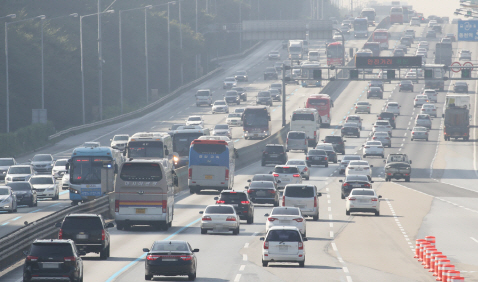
[71,201,79,206]
[189,188,196,194]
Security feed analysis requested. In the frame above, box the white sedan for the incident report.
[265,207,306,236]
[362,141,384,158]
[185,115,204,126]
[212,124,232,139]
[372,120,393,137]
[345,160,373,181]
[385,102,401,116]
[414,95,429,107]
[226,113,243,127]
[200,205,240,235]
[260,226,306,267]
[211,100,229,114]
[346,188,381,216]
[29,175,59,200]
[421,104,437,117]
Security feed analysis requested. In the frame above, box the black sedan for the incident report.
[234,70,248,82]
[246,181,279,206]
[144,240,199,281]
[367,87,383,99]
[6,181,37,207]
[214,190,254,223]
[306,149,328,167]
[339,175,373,199]
[341,123,360,138]
[453,82,468,93]
[399,80,414,92]
[426,30,436,38]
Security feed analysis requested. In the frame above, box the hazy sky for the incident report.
[371,0,463,19]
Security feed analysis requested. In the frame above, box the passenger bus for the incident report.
[188,139,235,194]
[290,108,321,147]
[67,147,122,205]
[355,49,374,74]
[305,94,333,128]
[372,29,389,49]
[363,42,381,56]
[326,42,345,66]
[172,125,210,168]
[402,6,409,23]
[353,17,369,38]
[242,106,271,140]
[361,8,376,26]
[114,159,175,231]
[390,6,404,24]
[126,132,173,165]
[300,62,322,87]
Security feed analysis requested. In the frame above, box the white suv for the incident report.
[346,188,381,216]
[282,184,322,220]
[260,226,307,267]
[272,166,302,189]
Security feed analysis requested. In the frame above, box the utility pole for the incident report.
[282,65,288,127]
[98,0,103,120]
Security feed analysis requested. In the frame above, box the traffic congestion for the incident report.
[1,2,478,282]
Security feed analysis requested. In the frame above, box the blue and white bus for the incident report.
[67,147,122,205]
[188,139,235,194]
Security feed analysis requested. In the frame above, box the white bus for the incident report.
[172,126,210,168]
[290,108,321,147]
[300,62,322,87]
[114,159,175,231]
[126,132,174,170]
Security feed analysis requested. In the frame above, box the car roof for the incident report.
[266,144,283,147]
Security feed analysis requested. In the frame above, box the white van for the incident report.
[308,51,320,61]
[282,184,322,220]
[195,89,213,106]
[290,108,320,147]
[114,159,175,230]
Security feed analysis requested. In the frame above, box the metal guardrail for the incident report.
[210,40,264,64]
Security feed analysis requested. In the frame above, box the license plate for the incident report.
[353,184,362,187]
[270,154,278,157]
[76,234,88,240]
[162,258,177,262]
[256,191,266,196]
[231,204,238,207]
[279,220,290,224]
[136,208,146,214]
[294,205,305,208]
[205,175,213,179]
[42,263,60,269]
[279,245,288,252]
[281,178,290,182]
[314,157,322,160]
[358,199,368,203]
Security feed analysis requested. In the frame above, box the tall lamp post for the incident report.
[5,14,43,133]
[80,9,114,124]
[41,13,78,110]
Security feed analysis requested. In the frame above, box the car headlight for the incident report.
[173,156,179,163]
[6,177,11,181]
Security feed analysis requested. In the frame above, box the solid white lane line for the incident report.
[239,265,245,271]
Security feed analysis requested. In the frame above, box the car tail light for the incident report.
[343,183,349,186]
[412,131,415,134]
[58,229,63,239]
[247,190,254,194]
[269,190,276,194]
[188,168,192,179]
[298,242,303,250]
[147,255,160,261]
[162,200,167,213]
[305,139,307,145]
[202,216,212,221]
[102,230,105,241]
[387,173,392,176]
[372,137,377,140]
[378,117,382,120]
[282,196,285,206]
[241,201,250,204]
[364,184,370,187]
[432,109,436,111]
[303,167,308,172]
[348,197,356,201]
[293,174,300,178]
[371,198,378,201]
[348,167,354,169]
[324,157,328,161]
[26,256,38,262]
[314,131,317,137]
[314,197,317,207]
[306,157,309,160]
[216,200,225,204]
[225,169,229,181]
[264,241,269,249]
[180,255,193,261]
[115,200,119,212]
[293,218,304,222]
[286,138,288,143]
[64,256,76,262]
[355,106,358,108]
[273,173,279,177]
[385,137,390,140]
[268,217,278,222]
[415,99,417,101]
[425,132,428,135]
[226,216,236,221]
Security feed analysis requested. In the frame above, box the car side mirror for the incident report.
[247,179,251,182]
[264,213,270,217]
[199,211,204,214]
[339,180,343,182]
[192,248,200,252]
[269,171,272,174]
[214,197,219,200]
[65,163,70,170]
[245,186,249,189]
[277,180,281,183]
[55,222,62,228]
[371,181,374,183]
[378,195,382,198]
[317,193,322,197]
[370,165,374,168]
[260,237,265,241]
[303,237,308,241]
[343,140,347,142]
[409,160,412,164]
[383,159,386,163]
[106,222,115,228]
[142,248,150,252]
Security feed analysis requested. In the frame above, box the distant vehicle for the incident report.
[5,165,34,184]
[345,115,362,130]
[6,182,37,207]
[459,50,471,61]
[363,42,380,56]
[268,51,281,60]
[226,113,243,127]
[333,32,342,41]
[214,190,255,223]
[367,87,383,99]
[195,89,213,106]
[399,80,413,92]
[445,33,456,42]
[288,40,303,60]
[346,189,381,216]
[300,62,323,87]
[30,154,54,174]
[256,91,273,106]
[315,143,338,163]
[385,102,401,116]
[423,64,445,91]
[272,165,302,189]
[341,123,360,138]
[212,124,232,140]
[286,131,308,153]
[223,77,237,89]
[286,159,310,180]
[384,153,412,182]
[360,8,376,26]
[200,205,240,235]
[414,95,429,107]
[339,175,372,199]
[261,144,288,167]
[426,30,436,38]
[29,175,59,200]
[308,50,319,61]
[61,173,70,190]
[390,6,404,24]
[110,134,129,151]
[305,94,333,127]
[246,181,279,205]
[260,226,307,267]
[423,89,438,103]
[234,70,248,82]
[264,67,279,80]
[82,141,100,148]
[0,186,17,212]
[355,101,371,114]
[231,86,247,101]
[362,140,384,158]
[326,42,345,65]
[443,95,470,141]
[453,82,469,93]
[212,100,229,114]
[265,207,306,236]
[0,158,17,180]
[167,124,184,136]
[339,155,362,174]
[410,17,421,26]
[372,29,389,49]
[306,149,328,167]
[372,132,391,148]
[172,126,210,168]
[243,106,271,140]
[353,17,369,38]
[411,126,429,141]
[224,90,241,105]
[282,184,321,220]
[345,160,373,181]
[269,89,281,101]
[377,112,396,129]
[415,114,432,129]
[290,108,320,147]
[323,135,346,154]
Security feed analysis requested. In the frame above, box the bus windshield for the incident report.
[70,156,111,184]
[243,112,269,127]
[128,141,164,159]
[120,163,162,182]
[327,45,344,58]
[173,133,204,157]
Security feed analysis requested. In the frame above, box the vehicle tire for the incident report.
[304,149,308,154]
[341,193,345,199]
[196,104,199,107]
[100,247,108,260]
[29,199,35,207]
[375,211,380,216]
[145,274,153,280]
[305,176,310,180]
[161,223,169,231]
[426,138,428,141]
[233,227,240,235]
[325,163,328,168]
[411,138,413,141]
[116,222,124,231]
[188,272,196,281]
[388,144,391,148]
[247,216,253,224]
[189,188,195,194]
[53,192,59,200]
[313,213,319,221]
[346,210,350,215]
[274,200,279,207]
[405,177,410,182]
[262,260,268,267]
[124,224,132,231]
[201,228,207,234]
[34,199,38,207]
[306,162,311,167]
[299,260,305,267]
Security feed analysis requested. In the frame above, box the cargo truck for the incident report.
[443,95,471,141]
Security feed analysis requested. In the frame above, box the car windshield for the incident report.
[249,181,275,188]
[0,159,14,166]
[8,167,30,174]
[151,241,190,252]
[345,175,369,181]
[29,243,73,257]
[316,144,334,151]
[120,163,163,182]
[196,90,210,96]
[205,206,235,214]
[113,136,129,141]
[343,123,358,128]
[366,141,382,146]
[188,116,201,121]
[351,189,375,196]
[258,92,270,97]
[54,160,67,166]
[252,175,275,182]
[286,161,306,166]
[62,217,103,231]
[235,71,246,75]
[30,177,54,185]
[6,182,31,191]
[370,87,381,92]
[32,155,52,162]
[0,188,9,195]
[266,230,302,242]
[220,192,248,201]
[324,136,342,142]
[347,116,360,120]
[215,125,229,130]
[265,146,283,153]
[292,113,314,121]
[308,150,326,156]
[417,115,429,119]
[288,132,305,139]
[270,51,279,55]
[274,167,299,173]
[271,207,300,216]
[374,132,389,137]
[228,113,241,118]
[271,84,281,88]
[226,92,237,97]
[284,186,315,197]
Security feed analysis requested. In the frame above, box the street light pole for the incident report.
[98,0,103,121]
[168,2,171,94]
[179,0,183,86]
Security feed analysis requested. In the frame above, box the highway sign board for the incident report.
[451,62,462,72]
[355,56,422,68]
[463,61,474,71]
[458,20,478,41]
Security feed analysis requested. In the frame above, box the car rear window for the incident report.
[288,132,306,139]
[274,167,299,174]
[380,112,394,118]
[6,182,32,191]
[284,186,315,197]
[324,136,342,143]
[266,230,302,242]
[249,181,275,188]
[30,243,73,257]
[286,161,306,166]
[62,217,103,231]
[219,192,248,201]
[120,163,163,182]
[205,206,235,214]
[271,208,300,216]
[345,175,369,182]
[152,241,189,252]
[343,156,361,161]
[265,146,284,153]
[351,190,375,196]
[308,150,326,156]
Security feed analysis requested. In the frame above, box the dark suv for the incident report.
[323,136,346,154]
[56,213,114,260]
[399,80,414,92]
[23,239,84,282]
[224,90,241,105]
[369,80,383,91]
[261,144,288,166]
[377,112,396,129]
[215,190,254,224]
[264,67,279,80]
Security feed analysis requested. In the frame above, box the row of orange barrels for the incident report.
[415,236,464,281]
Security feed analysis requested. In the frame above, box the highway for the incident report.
[2,12,478,282]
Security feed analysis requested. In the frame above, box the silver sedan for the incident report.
[199,205,240,235]
[411,127,429,141]
[415,114,432,129]
[372,132,391,148]
[285,160,310,180]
